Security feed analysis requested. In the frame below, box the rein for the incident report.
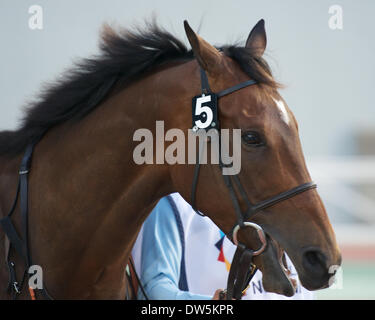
[0,136,53,300]
[190,67,317,300]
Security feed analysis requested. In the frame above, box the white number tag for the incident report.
[192,94,218,131]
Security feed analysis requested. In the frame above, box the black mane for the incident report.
[0,22,277,156]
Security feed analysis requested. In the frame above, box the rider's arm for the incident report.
[138,197,211,300]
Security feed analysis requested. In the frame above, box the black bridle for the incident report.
[190,67,317,300]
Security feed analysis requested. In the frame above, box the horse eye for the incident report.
[241,131,264,146]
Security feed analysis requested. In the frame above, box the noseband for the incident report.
[190,67,317,299]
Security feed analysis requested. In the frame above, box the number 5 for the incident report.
[194,95,213,129]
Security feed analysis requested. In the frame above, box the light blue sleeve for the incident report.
[138,196,212,300]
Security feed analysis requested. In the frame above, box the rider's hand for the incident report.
[212,289,225,300]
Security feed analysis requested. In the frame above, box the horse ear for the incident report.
[246,19,267,58]
[184,20,222,74]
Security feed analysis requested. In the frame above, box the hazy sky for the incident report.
[0,0,374,156]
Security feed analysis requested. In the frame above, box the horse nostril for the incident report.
[305,250,323,266]
[302,249,328,277]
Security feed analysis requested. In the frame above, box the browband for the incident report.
[200,68,257,98]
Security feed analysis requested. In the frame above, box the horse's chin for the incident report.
[253,236,297,297]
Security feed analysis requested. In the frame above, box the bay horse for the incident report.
[0,19,341,299]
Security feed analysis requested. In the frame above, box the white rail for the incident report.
[307,156,375,245]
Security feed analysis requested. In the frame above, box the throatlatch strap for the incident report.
[191,140,207,217]
[191,153,202,214]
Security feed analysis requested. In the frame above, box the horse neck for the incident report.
[28,68,185,297]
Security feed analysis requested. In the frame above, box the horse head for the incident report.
[170,20,342,296]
